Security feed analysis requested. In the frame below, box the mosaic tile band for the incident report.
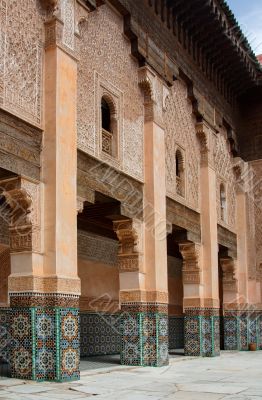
[9,293,79,308]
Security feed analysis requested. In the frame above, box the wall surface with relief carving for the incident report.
[215,129,236,230]
[164,80,200,211]
[0,0,44,127]
[77,4,144,182]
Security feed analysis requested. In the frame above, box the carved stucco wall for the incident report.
[77,230,118,266]
[0,0,44,127]
[77,4,144,181]
[165,80,200,211]
[250,161,262,276]
[0,247,10,305]
[215,128,236,230]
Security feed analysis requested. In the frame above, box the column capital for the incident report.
[113,219,143,272]
[0,176,41,253]
[44,0,81,61]
[179,241,202,285]
[138,65,170,126]
[196,121,216,168]
[220,257,238,293]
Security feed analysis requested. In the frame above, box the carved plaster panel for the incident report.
[78,229,118,266]
[0,246,10,305]
[251,161,262,279]
[62,0,75,50]
[215,128,236,229]
[0,0,44,127]
[77,4,144,181]
[164,80,200,210]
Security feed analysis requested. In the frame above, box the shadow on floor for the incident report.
[80,350,185,372]
[0,360,11,378]
[169,348,185,357]
[80,354,121,371]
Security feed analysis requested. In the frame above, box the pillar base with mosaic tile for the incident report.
[121,303,169,367]
[184,308,220,357]
[9,294,80,382]
[224,310,262,351]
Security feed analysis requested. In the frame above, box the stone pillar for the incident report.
[182,121,220,357]
[179,241,220,356]
[220,257,240,350]
[114,66,169,367]
[6,2,81,382]
[114,219,168,367]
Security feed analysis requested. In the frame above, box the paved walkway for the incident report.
[0,351,262,399]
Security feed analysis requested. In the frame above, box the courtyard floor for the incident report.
[0,351,262,399]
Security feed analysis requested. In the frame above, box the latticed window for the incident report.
[101,96,117,157]
[175,150,185,197]
[220,184,226,222]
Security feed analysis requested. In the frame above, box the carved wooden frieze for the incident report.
[77,151,143,220]
[0,105,42,180]
[217,224,237,258]
[166,197,201,243]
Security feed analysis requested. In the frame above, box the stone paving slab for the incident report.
[0,352,261,399]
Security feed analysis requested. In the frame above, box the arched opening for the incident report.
[101,96,118,157]
[220,184,226,222]
[101,98,111,133]
[175,150,185,197]
[167,227,185,357]
[77,192,122,371]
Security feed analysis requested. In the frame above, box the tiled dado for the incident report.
[184,308,220,357]
[169,316,184,350]
[0,308,10,367]
[121,303,169,367]
[8,294,80,382]
[224,311,262,351]
[80,313,121,357]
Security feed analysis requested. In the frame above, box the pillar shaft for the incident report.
[115,66,169,367]
[7,9,81,382]
[183,122,220,357]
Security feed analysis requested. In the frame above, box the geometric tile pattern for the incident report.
[60,309,80,382]
[0,309,10,366]
[169,317,184,349]
[259,315,262,350]
[121,311,169,367]
[184,311,220,357]
[224,316,238,350]
[224,313,262,352]
[80,313,121,357]
[10,308,33,380]
[8,306,80,382]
